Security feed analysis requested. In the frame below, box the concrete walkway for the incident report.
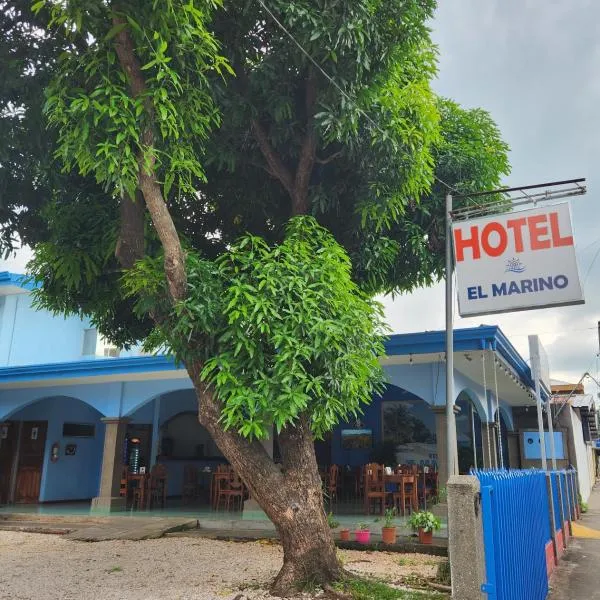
[550,484,600,599]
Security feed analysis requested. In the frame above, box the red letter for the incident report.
[481,222,508,257]
[528,214,551,250]
[454,226,480,262]
[549,212,573,247]
[506,217,527,252]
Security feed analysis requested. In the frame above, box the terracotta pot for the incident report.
[354,530,371,544]
[382,526,397,545]
[418,528,433,545]
[339,529,350,542]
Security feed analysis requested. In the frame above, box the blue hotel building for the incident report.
[0,272,537,511]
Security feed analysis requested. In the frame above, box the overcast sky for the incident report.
[2,2,599,388]
[382,0,600,391]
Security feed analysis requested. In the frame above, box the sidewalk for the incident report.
[550,483,600,599]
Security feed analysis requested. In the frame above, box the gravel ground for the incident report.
[0,531,444,600]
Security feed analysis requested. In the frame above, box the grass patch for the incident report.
[107,566,122,573]
[335,578,446,599]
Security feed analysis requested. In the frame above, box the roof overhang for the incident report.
[0,355,187,389]
[0,272,33,296]
[382,325,536,407]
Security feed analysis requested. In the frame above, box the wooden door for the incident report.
[15,421,47,504]
[0,422,18,504]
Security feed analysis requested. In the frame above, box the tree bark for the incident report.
[115,191,145,268]
[189,366,343,596]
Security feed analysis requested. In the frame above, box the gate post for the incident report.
[448,475,487,599]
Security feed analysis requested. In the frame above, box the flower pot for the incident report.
[354,530,371,544]
[418,528,433,545]
[339,529,350,542]
[381,526,397,545]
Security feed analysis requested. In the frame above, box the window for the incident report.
[63,423,95,438]
[82,328,97,356]
[103,346,120,358]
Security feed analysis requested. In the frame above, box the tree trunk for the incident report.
[190,370,343,597]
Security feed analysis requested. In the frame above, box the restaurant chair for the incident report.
[327,464,339,506]
[215,472,245,511]
[182,464,201,505]
[119,465,128,499]
[364,463,386,515]
[148,463,168,510]
[393,474,418,515]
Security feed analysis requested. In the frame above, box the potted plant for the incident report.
[408,511,441,545]
[381,507,397,545]
[354,522,371,544]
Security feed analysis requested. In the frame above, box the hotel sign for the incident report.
[453,203,584,317]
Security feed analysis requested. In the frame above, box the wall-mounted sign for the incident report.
[529,335,551,394]
[523,431,565,460]
[453,203,584,316]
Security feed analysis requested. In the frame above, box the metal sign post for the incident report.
[446,193,458,480]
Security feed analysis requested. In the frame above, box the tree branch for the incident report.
[251,118,295,198]
[291,72,318,216]
[111,15,186,302]
[115,190,145,269]
[315,150,343,165]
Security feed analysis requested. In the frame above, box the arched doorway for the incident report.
[0,396,104,504]
[455,391,483,473]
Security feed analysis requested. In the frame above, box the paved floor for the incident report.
[550,484,600,599]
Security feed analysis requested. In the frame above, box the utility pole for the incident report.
[446,193,457,481]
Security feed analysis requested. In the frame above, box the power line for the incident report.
[583,243,600,286]
[254,0,460,194]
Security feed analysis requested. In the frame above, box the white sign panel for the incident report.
[528,335,551,394]
[453,203,584,317]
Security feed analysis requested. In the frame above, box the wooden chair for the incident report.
[393,474,418,515]
[182,464,201,505]
[130,474,148,511]
[327,464,339,506]
[215,472,245,511]
[148,464,168,510]
[119,465,128,499]
[363,463,386,515]
[211,465,232,509]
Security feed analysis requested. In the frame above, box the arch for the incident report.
[2,394,104,421]
[455,387,488,422]
[495,403,515,432]
[124,386,195,420]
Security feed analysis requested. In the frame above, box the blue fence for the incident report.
[476,469,580,600]
[476,471,552,600]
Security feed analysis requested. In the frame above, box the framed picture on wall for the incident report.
[341,429,373,450]
[65,444,77,456]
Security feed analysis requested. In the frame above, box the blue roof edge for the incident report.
[0,354,182,383]
[0,272,34,291]
[384,325,534,388]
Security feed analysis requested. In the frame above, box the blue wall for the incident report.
[12,396,105,502]
[0,293,94,367]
